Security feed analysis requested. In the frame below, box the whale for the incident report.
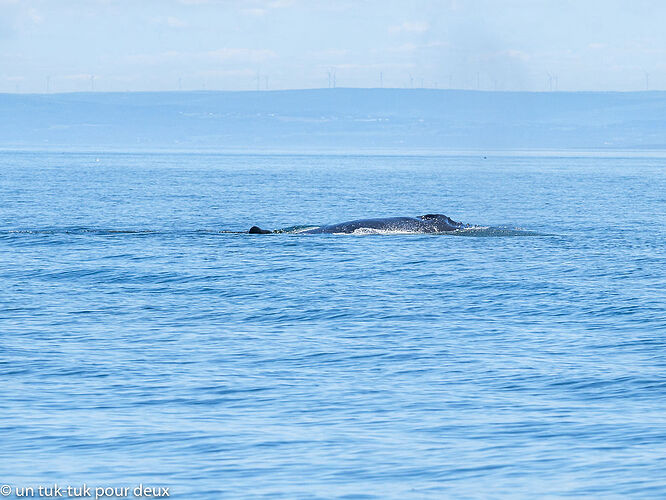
[249,214,469,234]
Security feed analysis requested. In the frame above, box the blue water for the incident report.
[1,151,665,499]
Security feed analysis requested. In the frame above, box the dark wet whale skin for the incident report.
[249,214,468,234]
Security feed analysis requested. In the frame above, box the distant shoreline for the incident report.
[3,89,666,151]
[3,148,666,159]
[3,87,666,96]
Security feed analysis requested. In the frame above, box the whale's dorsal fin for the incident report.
[249,226,272,234]
[419,214,443,220]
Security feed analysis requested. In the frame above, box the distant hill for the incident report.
[1,89,666,152]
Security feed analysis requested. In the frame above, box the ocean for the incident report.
[1,151,665,498]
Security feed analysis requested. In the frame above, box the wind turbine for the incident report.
[328,68,337,88]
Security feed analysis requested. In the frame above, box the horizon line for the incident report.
[2,87,665,97]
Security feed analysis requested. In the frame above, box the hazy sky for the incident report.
[1,0,665,93]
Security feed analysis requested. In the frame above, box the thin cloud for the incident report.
[60,73,94,80]
[166,16,188,27]
[177,0,296,7]
[151,16,189,28]
[241,0,295,16]
[208,48,277,62]
[382,41,448,54]
[388,21,429,34]
[127,48,277,65]
[309,49,350,58]
[264,0,295,8]
[197,68,256,77]
[27,7,43,24]
[242,8,267,16]
[502,49,531,62]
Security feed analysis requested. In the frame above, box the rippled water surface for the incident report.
[1,151,665,498]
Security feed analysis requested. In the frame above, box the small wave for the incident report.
[281,226,321,234]
[348,227,430,235]
[335,226,541,236]
[2,227,247,237]
[5,227,157,235]
[1,225,544,238]
[454,227,544,237]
